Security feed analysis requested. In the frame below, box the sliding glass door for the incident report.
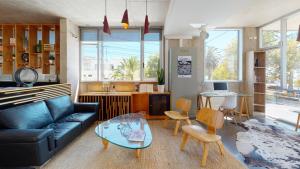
[261,12,300,124]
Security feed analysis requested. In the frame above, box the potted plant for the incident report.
[49,54,55,65]
[157,68,165,92]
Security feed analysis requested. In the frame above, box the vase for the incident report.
[157,85,165,93]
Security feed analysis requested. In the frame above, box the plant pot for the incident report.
[49,60,54,65]
[157,85,165,93]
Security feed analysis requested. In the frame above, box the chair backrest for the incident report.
[175,97,192,115]
[196,108,224,134]
[220,96,237,109]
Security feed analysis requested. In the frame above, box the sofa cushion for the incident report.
[45,96,74,121]
[59,113,96,128]
[43,122,81,148]
[0,101,53,129]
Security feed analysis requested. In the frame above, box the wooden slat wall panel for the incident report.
[0,84,71,109]
[78,95,131,121]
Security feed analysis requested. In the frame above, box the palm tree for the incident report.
[206,46,221,80]
[111,56,140,80]
[145,55,160,78]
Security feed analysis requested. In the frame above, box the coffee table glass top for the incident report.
[95,113,152,149]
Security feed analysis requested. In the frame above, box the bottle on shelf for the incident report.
[35,40,42,53]
[255,58,259,67]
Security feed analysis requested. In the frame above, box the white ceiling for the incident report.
[0,0,170,27]
[164,0,300,37]
[0,0,299,37]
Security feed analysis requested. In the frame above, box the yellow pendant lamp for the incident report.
[121,0,129,29]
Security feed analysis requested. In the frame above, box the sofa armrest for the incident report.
[0,129,54,143]
[74,102,99,113]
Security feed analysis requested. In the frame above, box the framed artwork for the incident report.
[177,55,192,78]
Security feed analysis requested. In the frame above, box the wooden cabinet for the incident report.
[132,93,149,113]
[79,92,171,120]
[149,94,170,116]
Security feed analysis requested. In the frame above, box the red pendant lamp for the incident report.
[103,0,111,34]
[297,24,300,42]
[143,0,150,34]
[121,0,129,29]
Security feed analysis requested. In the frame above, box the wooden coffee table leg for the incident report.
[135,149,141,158]
[102,139,109,150]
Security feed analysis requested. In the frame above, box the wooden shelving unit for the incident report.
[253,51,266,112]
[29,25,38,69]
[0,25,3,68]
[245,51,266,113]
[0,24,60,76]
[55,25,60,74]
[2,25,14,74]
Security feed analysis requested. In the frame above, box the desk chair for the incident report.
[164,97,192,136]
[180,108,225,167]
[219,95,238,125]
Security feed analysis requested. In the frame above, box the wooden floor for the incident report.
[44,120,246,169]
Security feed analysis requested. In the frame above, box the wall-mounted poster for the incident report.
[177,56,192,78]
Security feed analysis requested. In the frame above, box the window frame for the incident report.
[259,11,300,89]
[79,27,163,82]
[203,28,243,82]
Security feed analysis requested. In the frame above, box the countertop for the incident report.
[79,91,170,96]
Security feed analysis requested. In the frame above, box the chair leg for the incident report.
[180,132,189,151]
[216,140,225,156]
[174,120,181,136]
[296,114,300,132]
[164,116,169,128]
[186,119,192,125]
[230,110,237,125]
[201,143,209,167]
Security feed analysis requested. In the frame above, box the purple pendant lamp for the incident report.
[144,0,149,34]
[121,0,129,29]
[297,25,300,42]
[103,0,111,34]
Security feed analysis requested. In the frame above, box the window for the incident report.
[260,21,281,48]
[204,29,242,81]
[260,11,300,124]
[80,28,162,81]
[287,14,300,91]
[143,30,162,80]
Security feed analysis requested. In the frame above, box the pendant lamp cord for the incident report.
[126,0,128,9]
[146,0,148,15]
[105,0,107,15]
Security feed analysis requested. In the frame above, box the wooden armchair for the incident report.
[180,108,225,167]
[164,97,192,135]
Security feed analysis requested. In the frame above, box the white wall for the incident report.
[60,18,80,100]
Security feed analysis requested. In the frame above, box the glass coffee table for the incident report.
[95,113,152,158]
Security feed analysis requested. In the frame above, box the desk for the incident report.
[197,92,251,119]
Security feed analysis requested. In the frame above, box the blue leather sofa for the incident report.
[0,95,98,167]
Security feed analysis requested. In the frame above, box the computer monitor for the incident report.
[213,82,228,91]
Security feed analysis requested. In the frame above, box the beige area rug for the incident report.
[44,120,246,169]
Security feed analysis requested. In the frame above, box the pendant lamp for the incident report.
[121,0,129,29]
[297,24,300,42]
[144,0,149,34]
[103,0,111,34]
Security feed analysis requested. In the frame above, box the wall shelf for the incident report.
[246,51,266,113]
[0,24,60,75]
